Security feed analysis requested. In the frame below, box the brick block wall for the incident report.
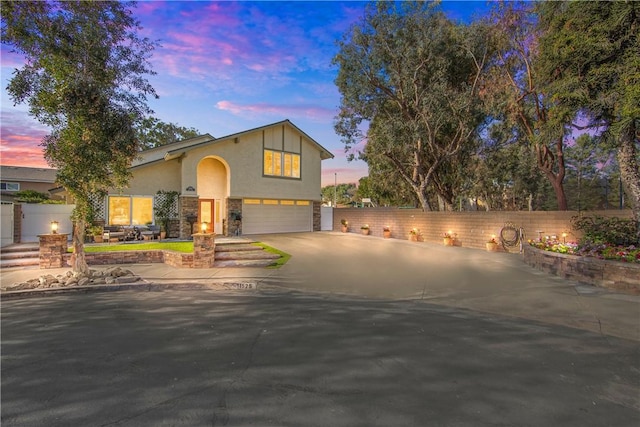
[333,208,633,250]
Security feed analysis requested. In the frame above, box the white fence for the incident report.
[20,204,75,242]
[1,202,14,247]
[320,206,333,231]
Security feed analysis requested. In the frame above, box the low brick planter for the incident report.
[64,249,205,269]
[523,245,640,294]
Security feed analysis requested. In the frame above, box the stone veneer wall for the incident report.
[523,245,639,294]
[39,234,69,268]
[333,208,633,250]
[179,195,199,239]
[77,249,204,269]
[227,198,242,237]
[313,201,321,232]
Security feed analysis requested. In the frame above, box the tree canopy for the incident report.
[2,0,158,273]
[333,1,490,211]
[137,117,200,150]
[536,0,640,235]
[481,0,570,210]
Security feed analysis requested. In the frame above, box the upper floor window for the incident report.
[0,182,20,191]
[264,149,300,178]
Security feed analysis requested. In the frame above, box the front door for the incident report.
[199,199,214,233]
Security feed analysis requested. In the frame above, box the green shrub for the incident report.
[572,215,639,246]
[15,190,49,203]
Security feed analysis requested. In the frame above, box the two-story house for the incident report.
[94,119,333,238]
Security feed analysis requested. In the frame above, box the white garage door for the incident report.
[242,199,312,234]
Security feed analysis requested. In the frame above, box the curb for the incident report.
[1,279,259,299]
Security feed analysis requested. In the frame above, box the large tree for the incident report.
[2,1,158,274]
[137,117,200,150]
[536,0,640,239]
[333,1,490,211]
[482,1,569,210]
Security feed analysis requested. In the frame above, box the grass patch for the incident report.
[252,242,291,268]
[77,241,194,253]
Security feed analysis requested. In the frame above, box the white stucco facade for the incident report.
[119,120,332,236]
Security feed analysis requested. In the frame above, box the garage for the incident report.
[242,199,312,234]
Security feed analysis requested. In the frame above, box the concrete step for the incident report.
[1,244,39,255]
[0,257,40,269]
[214,249,280,261]
[213,259,278,268]
[215,244,264,253]
[1,250,40,261]
[1,244,40,268]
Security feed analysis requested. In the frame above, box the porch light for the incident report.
[201,222,208,233]
[50,221,59,234]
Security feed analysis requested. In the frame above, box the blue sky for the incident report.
[1,0,491,186]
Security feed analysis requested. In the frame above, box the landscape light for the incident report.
[50,221,59,234]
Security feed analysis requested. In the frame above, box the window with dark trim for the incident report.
[0,182,20,191]
[264,149,300,178]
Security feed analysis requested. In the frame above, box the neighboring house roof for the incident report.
[132,119,333,169]
[0,165,57,183]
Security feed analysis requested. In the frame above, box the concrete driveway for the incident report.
[257,232,640,341]
[1,232,639,426]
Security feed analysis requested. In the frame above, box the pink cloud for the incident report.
[0,111,50,167]
[216,100,335,122]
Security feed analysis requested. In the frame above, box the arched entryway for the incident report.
[196,157,230,235]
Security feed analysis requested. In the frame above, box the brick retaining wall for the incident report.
[67,250,200,269]
[333,208,633,250]
[523,245,640,294]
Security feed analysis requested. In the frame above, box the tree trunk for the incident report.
[544,170,568,211]
[536,137,568,210]
[71,219,90,275]
[617,125,640,241]
[416,189,431,212]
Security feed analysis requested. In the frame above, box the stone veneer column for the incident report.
[313,201,321,232]
[192,233,215,268]
[179,195,199,240]
[38,233,69,269]
[227,198,242,237]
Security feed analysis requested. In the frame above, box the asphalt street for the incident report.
[1,232,639,426]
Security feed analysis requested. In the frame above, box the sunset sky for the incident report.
[0,0,490,186]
